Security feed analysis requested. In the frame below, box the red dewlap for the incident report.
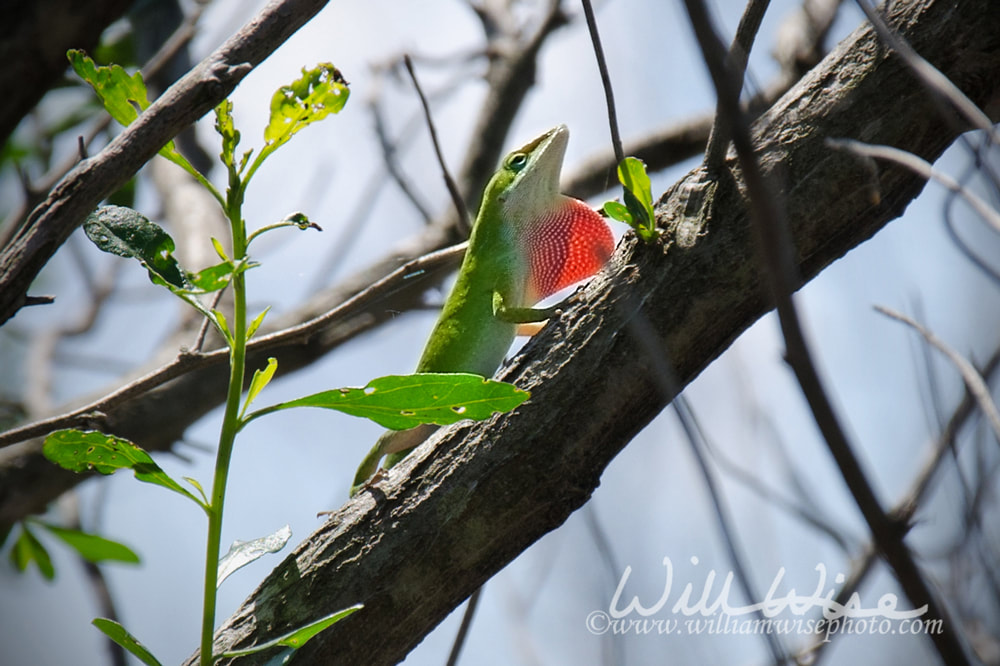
[524,198,615,304]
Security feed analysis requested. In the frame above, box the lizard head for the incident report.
[489,125,615,306]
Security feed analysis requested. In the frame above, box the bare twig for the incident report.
[370,100,434,224]
[580,0,624,163]
[876,306,1000,444]
[403,55,470,232]
[703,0,772,175]
[673,396,788,662]
[63,493,127,666]
[828,139,1000,234]
[444,587,481,666]
[802,344,1000,664]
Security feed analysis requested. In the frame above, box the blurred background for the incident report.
[1,0,998,664]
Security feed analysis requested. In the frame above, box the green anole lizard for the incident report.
[351,124,614,495]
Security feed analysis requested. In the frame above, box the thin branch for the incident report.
[64,493,127,666]
[828,139,1000,234]
[703,0,772,175]
[803,343,1000,665]
[876,305,1000,444]
[580,0,624,163]
[673,396,788,663]
[403,55,470,232]
[680,0,970,662]
[444,587,481,666]
[371,98,434,224]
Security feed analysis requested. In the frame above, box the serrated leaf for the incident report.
[92,618,163,666]
[247,306,271,341]
[219,605,362,659]
[263,64,349,152]
[37,522,140,565]
[248,373,529,430]
[602,200,632,224]
[217,525,291,587]
[43,430,202,507]
[84,205,188,290]
[244,357,278,416]
[9,524,54,579]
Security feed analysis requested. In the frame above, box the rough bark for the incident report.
[186,0,1000,663]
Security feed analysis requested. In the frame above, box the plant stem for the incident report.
[200,197,249,666]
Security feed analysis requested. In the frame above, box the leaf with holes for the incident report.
[244,373,529,431]
[43,429,203,507]
[263,63,349,153]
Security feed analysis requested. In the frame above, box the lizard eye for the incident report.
[506,153,528,171]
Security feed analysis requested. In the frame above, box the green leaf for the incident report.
[219,605,362,659]
[187,261,235,293]
[92,618,163,666]
[211,237,230,263]
[214,99,240,169]
[602,200,632,224]
[213,309,232,343]
[616,156,660,241]
[184,477,209,505]
[68,49,149,127]
[9,524,54,579]
[217,525,291,587]
[246,373,529,431]
[36,522,140,565]
[622,187,651,229]
[243,357,278,417]
[247,306,271,341]
[84,205,188,290]
[68,50,197,178]
[263,64,349,153]
[43,429,203,507]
